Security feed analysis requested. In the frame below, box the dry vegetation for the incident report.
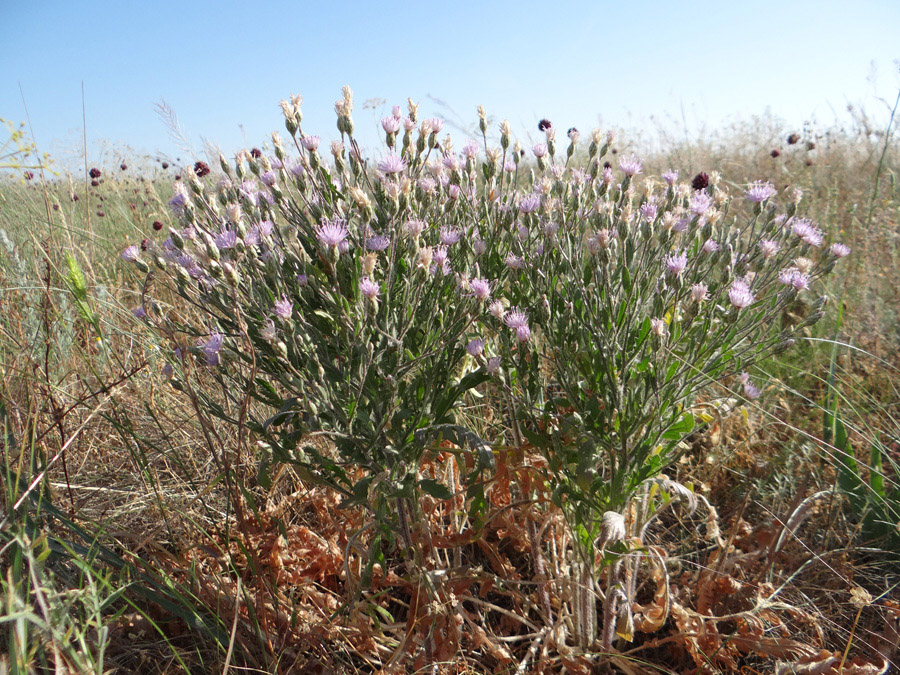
[0,102,899,674]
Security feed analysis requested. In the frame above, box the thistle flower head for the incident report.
[505,253,525,270]
[665,251,688,276]
[518,193,541,214]
[650,318,667,337]
[378,153,407,174]
[690,191,712,215]
[504,308,529,330]
[739,372,760,399]
[778,267,810,290]
[829,242,850,258]
[728,279,755,309]
[702,239,720,253]
[462,141,479,159]
[440,226,461,246]
[532,143,548,159]
[365,234,391,251]
[201,332,224,366]
[357,276,380,301]
[469,277,492,301]
[640,202,658,221]
[486,356,501,374]
[466,338,485,357]
[690,283,708,302]
[662,170,678,186]
[121,245,141,262]
[381,116,401,134]
[618,154,643,177]
[274,296,293,320]
[315,218,349,248]
[759,239,781,258]
[215,229,238,250]
[488,299,506,320]
[746,180,777,203]
[790,218,824,247]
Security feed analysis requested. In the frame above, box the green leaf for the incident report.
[419,478,452,500]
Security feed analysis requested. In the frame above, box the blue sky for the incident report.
[2,0,898,169]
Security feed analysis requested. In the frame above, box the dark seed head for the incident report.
[603,161,612,169]
[120,162,128,171]
[152,220,163,231]
[787,133,800,145]
[91,179,99,187]
[161,161,169,169]
[140,239,149,251]
[24,171,34,181]
[770,148,781,158]
[89,167,101,179]
[806,141,816,151]
[537,119,552,132]
[250,148,262,159]
[193,161,210,177]
[691,172,710,190]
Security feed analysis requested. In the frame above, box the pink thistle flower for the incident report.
[650,318,667,337]
[425,118,444,134]
[121,245,141,262]
[488,300,505,319]
[296,273,308,287]
[274,296,293,320]
[431,246,451,275]
[405,219,427,238]
[504,308,529,330]
[366,234,391,251]
[516,325,531,342]
[466,338,485,357]
[690,283,708,302]
[442,153,460,171]
[486,356,501,374]
[473,238,487,255]
[618,155,643,177]
[665,251,688,276]
[790,218,823,247]
[463,141,479,160]
[690,191,712,215]
[469,277,492,301]
[301,135,321,151]
[215,229,237,250]
[602,166,614,184]
[518,193,541,214]
[417,176,436,193]
[758,239,780,258]
[315,218,349,248]
[260,170,277,187]
[381,116,401,134]
[778,267,810,290]
[359,277,380,300]
[830,243,850,258]
[201,332,224,366]
[447,184,461,200]
[662,170,678,186]
[746,181,777,202]
[640,203,658,221]
[378,153,407,174]
[505,253,526,270]
[702,239,720,253]
[739,372,760,399]
[728,280,755,309]
[440,227,461,246]
[504,159,517,173]
[532,143,548,158]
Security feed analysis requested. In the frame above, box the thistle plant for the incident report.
[121,91,849,653]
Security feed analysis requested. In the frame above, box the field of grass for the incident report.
[1,100,899,674]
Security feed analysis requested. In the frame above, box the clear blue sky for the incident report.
[2,0,898,169]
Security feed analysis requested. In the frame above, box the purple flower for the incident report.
[316,218,349,248]
[215,229,237,250]
[504,308,529,330]
[702,239,720,253]
[297,273,308,287]
[518,193,541,214]
[366,234,391,251]
[650,318,667,337]
[640,202,658,221]
[690,191,712,216]
[662,170,678,186]
[532,143,548,159]
[381,116,401,134]
[378,153,407,174]
[515,325,531,342]
[439,227,461,246]
[739,372,760,399]
[665,251,688,276]
[690,283,708,302]
[830,243,850,258]
[121,245,141,262]
[758,239,780,258]
[504,159,517,173]
[746,181,777,203]
[505,253,526,270]
[463,141,479,159]
[168,189,188,213]
[259,319,277,343]
[274,296,293,320]
[466,338,485,357]
[359,277,380,300]
[301,135,321,151]
[132,306,147,318]
[486,356,501,374]
[442,153,460,171]
[431,246,451,275]
[790,218,824,247]
[469,277,492,301]
[728,280,755,309]
[778,267,810,290]
[260,170,277,187]
[338,239,350,255]
[602,166,614,185]
[425,118,444,134]
[473,238,487,255]
[447,184,461,200]
[201,332,224,366]
[417,176,436,193]
[618,155,643,177]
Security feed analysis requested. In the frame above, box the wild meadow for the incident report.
[0,91,898,674]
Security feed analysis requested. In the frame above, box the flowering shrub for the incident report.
[122,87,848,652]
